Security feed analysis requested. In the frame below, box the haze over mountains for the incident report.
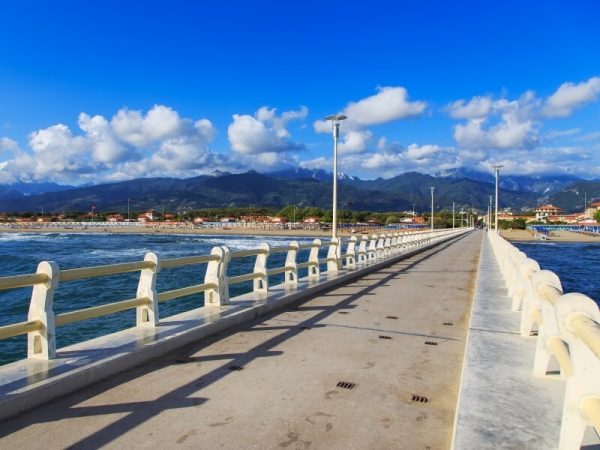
[0,169,598,214]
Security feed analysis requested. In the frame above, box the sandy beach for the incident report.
[501,229,600,243]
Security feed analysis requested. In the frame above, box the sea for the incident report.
[0,232,316,365]
[0,233,598,366]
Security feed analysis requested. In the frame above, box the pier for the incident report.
[0,229,599,449]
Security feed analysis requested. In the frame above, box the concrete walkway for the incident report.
[452,234,565,449]
[0,232,482,450]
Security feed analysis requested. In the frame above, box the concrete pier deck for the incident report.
[0,231,482,449]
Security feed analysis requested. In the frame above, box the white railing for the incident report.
[0,228,468,362]
[488,231,600,450]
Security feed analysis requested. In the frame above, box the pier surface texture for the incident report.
[0,232,481,449]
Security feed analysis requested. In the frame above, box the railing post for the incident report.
[308,239,321,279]
[368,235,377,261]
[136,252,160,327]
[345,236,357,270]
[376,234,385,258]
[204,246,230,306]
[357,235,368,264]
[253,243,270,293]
[285,241,299,287]
[327,238,341,273]
[383,234,392,256]
[27,261,59,360]
[390,233,398,252]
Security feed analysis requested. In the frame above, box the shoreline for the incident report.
[0,225,387,239]
[500,229,600,243]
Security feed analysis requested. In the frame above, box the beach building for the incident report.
[303,216,320,224]
[534,204,563,222]
[106,214,124,222]
[137,210,155,222]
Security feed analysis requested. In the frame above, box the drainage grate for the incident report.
[424,341,438,346]
[336,381,356,390]
[228,365,244,371]
[300,326,311,330]
[174,357,191,364]
[339,311,349,315]
[386,315,398,320]
[379,335,392,340]
[411,394,429,403]
[443,322,453,326]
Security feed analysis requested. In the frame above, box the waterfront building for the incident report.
[534,204,563,222]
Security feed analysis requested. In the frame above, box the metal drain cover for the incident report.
[379,335,392,340]
[424,341,438,346]
[336,381,356,390]
[411,394,429,403]
[443,322,453,326]
[228,365,244,371]
[386,315,398,320]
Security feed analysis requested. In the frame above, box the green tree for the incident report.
[595,210,600,222]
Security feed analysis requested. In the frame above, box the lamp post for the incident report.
[325,114,347,239]
[452,202,455,229]
[492,165,503,235]
[430,187,435,230]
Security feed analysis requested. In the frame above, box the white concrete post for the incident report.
[308,239,321,279]
[531,270,563,377]
[345,236,357,270]
[136,252,160,327]
[284,241,299,287]
[357,235,368,264]
[327,238,341,273]
[27,261,59,360]
[204,246,230,306]
[253,243,270,293]
[368,235,377,261]
[383,234,391,256]
[376,234,385,259]
[390,233,398,252]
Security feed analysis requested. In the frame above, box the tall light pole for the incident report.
[452,202,455,229]
[325,114,347,239]
[492,165,503,235]
[430,186,435,230]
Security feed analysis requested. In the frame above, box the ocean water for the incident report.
[0,232,317,365]
[513,241,600,306]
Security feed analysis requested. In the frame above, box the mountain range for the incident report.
[0,169,598,214]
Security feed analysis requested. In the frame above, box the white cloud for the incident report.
[0,137,19,152]
[313,86,426,133]
[227,106,307,156]
[0,105,230,184]
[451,92,539,150]
[338,130,373,154]
[543,128,581,140]
[448,96,493,119]
[543,77,600,117]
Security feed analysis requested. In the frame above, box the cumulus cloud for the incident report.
[227,106,307,156]
[0,105,230,184]
[338,130,373,154]
[543,77,600,117]
[447,96,493,119]
[314,86,426,133]
[450,91,540,150]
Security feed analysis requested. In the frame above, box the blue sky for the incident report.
[1,0,600,184]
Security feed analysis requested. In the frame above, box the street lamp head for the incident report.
[325,114,347,121]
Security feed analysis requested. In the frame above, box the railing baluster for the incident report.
[136,252,160,327]
[253,243,270,293]
[27,261,59,360]
[205,246,229,306]
[284,241,299,286]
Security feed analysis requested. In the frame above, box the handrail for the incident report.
[230,249,269,259]
[266,266,295,276]
[158,283,218,303]
[55,297,152,326]
[0,273,50,291]
[270,245,296,254]
[568,313,600,359]
[60,261,156,282]
[161,254,220,269]
[298,243,320,250]
[229,272,263,285]
[297,261,319,269]
[0,320,43,340]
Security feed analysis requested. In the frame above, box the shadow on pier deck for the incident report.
[0,232,481,449]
